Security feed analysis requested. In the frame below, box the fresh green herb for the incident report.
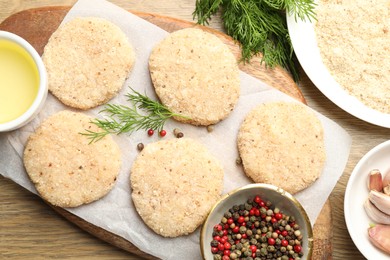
[80,88,189,143]
[193,0,316,82]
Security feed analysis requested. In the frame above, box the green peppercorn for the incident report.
[224,211,232,218]
[213,255,222,260]
[260,247,268,256]
[221,217,227,224]
[240,226,247,234]
[210,240,219,247]
[230,252,238,259]
[267,245,275,252]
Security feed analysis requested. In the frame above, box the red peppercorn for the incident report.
[222,255,230,260]
[159,129,166,137]
[218,243,225,251]
[232,226,239,233]
[259,201,266,207]
[294,245,302,253]
[249,209,255,216]
[281,239,289,247]
[242,233,247,239]
[275,213,283,220]
[224,242,231,250]
[222,229,228,236]
[237,216,245,223]
[250,245,257,253]
[281,230,288,237]
[254,208,260,216]
[271,217,277,223]
[227,218,234,225]
[252,253,256,258]
[214,224,222,231]
[147,129,154,136]
[213,236,221,241]
[211,247,218,253]
[254,196,262,204]
[220,236,227,244]
[276,229,281,234]
[268,237,276,245]
[223,250,230,256]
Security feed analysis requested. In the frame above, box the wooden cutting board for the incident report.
[0,6,332,259]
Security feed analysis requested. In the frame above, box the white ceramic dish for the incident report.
[0,31,48,132]
[286,5,390,128]
[200,183,313,260]
[344,140,390,259]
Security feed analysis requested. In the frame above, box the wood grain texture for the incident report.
[1,0,383,259]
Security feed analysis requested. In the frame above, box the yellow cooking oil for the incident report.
[0,39,39,123]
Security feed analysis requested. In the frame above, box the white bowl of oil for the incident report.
[0,31,48,132]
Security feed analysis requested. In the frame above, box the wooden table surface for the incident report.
[1,1,387,259]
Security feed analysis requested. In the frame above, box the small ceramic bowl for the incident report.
[200,183,313,260]
[0,31,47,132]
[345,140,390,259]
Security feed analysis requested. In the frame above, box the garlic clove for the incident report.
[368,169,383,192]
[368,224,390,254]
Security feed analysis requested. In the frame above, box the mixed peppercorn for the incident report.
[210,195,304,260]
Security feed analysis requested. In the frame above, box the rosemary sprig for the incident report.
[193,0,316,82]
[81,88,189,143]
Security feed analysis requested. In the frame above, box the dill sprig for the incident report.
[80,88,189,143]
[193,0,316,82]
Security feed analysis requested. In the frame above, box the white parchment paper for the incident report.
[0,0,352,259]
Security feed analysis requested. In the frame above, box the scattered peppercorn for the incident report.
[210,195,304,259]
[147,129,154,136]
[236,157,242,165]
[173,128,184,138]
[136,143,144,151]
[159,129,167,137]
[207,125,214,132]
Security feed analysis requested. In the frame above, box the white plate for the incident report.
[344,140,390,259]
[286,5,390,128]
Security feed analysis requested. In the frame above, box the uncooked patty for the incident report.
[43,17,135,110]
[237,102,326,194]
[130,138,224,237]
[23,110,122,207]
[149,28,240,126]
